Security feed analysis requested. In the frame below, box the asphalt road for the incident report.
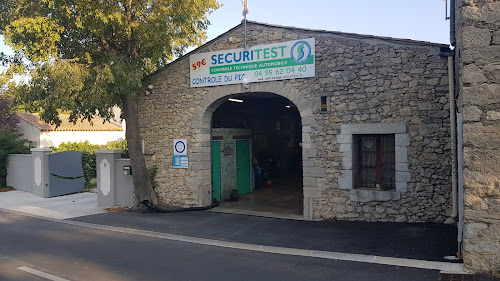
[72,210,457,261]
[0,210,440,281]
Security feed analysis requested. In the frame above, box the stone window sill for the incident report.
[349,189,401,202]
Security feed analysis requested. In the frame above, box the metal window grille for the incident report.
[355,134,395,190]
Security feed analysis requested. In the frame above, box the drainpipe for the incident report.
[450,0,456,46]
[440,50,457,224]
[448,55,458,221]
[447,0,458,223]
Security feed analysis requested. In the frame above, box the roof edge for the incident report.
[147,20,449,80]
[246,21,449,48]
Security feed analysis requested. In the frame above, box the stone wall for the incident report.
[456,0,500,273]
[136,22,451,223]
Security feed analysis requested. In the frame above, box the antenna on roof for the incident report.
[242,0,248,50]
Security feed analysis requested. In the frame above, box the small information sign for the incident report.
[173,155,189,168]
[173,139,187,155]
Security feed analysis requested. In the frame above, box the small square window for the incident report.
[25,141,37,148]
[353,134,395,190]
[320,96,328,112]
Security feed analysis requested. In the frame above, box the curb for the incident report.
[1,208,465,273]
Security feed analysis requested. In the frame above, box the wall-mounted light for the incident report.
[285,105,291,108]
[228,98,244,103]
[242,77,250,90]
[145,84,154,96]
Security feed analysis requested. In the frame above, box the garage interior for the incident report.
[210,92,303,219]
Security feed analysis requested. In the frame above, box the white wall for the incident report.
[40,131,125,148]
[17,120,41,147]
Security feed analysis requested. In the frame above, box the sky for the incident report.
[0,0,451,58]
[205,0,450,44]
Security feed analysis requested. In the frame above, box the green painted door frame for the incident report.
[212,141,221,202]
[236,140,251,195]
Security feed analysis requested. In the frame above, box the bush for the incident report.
[0,128,29,187]
[105,139,128,153]
[148,165,159,189]
[52,139,127,189]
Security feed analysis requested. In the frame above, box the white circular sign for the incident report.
[175,141,186,154]
[173,139,188,155]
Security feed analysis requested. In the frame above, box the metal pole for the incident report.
[244,14,247,50]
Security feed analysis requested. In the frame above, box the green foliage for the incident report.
[0,0,220,125]
[0,94,20,132]
[0,0,219,200]
[52,140,127,189]
[105,139,128,154]
[148,166,159,190]
[0,128,29,187]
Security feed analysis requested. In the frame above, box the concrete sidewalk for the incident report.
[0,190,104,219]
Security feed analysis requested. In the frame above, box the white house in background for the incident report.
[16,112,125,148]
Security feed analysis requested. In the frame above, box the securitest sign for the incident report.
[189,38,315,88]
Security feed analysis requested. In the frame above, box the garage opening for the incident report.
[210,92,303,219]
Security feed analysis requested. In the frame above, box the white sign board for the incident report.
[173,139,187,155]
[189,38,315,88]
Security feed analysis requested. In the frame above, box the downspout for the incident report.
[448,54,458,223]
[440,49,457,225]
[457,112,464,258]
[450,0,456,46]
[444,0,458,224]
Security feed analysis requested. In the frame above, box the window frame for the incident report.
[353,134,395,190]
[337,123,410,202]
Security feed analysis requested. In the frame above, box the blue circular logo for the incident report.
[175,141,186,154]
[290,41,312,64]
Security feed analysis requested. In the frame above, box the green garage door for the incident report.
[212,141,221,202]
[236,140,251,195]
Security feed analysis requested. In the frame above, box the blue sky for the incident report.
[206,0,450,44]
[0,0,450,57]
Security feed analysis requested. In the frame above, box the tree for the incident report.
[0,127,29,187]
[0,0,219,206]
[0,91,27,187]
[0,93,20,132]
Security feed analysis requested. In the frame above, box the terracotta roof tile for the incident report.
[16,112,123,132]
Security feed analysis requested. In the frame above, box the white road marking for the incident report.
[18,266,70,281]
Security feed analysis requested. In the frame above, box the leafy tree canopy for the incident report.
[0,0,219,124]
[0,0,220,205]
[0,93,20,132]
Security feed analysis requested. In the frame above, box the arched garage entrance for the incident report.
[192,81,319,220]
[211,92,302,218]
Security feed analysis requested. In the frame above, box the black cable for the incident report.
[141,200,219,213]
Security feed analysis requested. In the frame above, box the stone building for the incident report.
[136,21,453,224]
[455,0,500,273]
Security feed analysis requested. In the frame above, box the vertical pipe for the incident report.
[449,56,458,220]
[457,112,464,257]
[450,0,456,45]
[244,15,247,50]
